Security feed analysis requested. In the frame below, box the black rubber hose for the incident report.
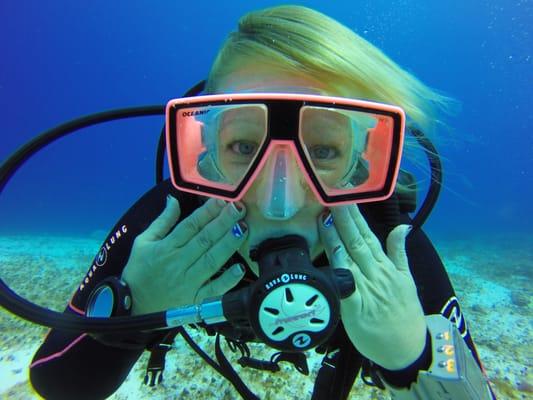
[408,128,443,230]
[0,106,173,332]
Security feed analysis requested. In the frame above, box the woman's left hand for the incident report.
[318,204,427,370]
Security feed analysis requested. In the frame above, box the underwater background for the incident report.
[0,0,531,399]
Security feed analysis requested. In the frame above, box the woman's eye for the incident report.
[229,141,258,156]
[310,145,338,160]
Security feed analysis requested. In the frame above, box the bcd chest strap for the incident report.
[213,334,311,399]
[226,337,309,375]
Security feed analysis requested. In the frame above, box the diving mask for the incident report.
[166,93,405,209]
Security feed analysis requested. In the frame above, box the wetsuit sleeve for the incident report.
[29,181,198,400]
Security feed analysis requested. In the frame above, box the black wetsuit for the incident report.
[29,180,491,400]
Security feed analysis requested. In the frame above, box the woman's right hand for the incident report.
[121,195,248,315]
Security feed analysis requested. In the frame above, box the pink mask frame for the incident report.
[165,93,405,206]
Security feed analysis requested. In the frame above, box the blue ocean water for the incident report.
[0,0,531,237]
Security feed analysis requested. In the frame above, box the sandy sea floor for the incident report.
[0,232,531,399]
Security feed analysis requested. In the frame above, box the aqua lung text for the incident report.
[79,225,128,291]
[265,273,308,290]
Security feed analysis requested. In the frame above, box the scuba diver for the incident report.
[22,5,496,400]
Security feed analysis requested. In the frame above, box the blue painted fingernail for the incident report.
[232,220,247,238]
[322,212,333,228]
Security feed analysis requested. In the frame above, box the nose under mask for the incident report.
[254,145,307,220]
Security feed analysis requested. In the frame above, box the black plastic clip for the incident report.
[143,342,172,386]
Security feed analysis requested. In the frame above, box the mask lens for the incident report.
[299,106,395,196]
[176,104,268,191]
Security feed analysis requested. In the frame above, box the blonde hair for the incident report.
[207,5,456,132]
[206,5,458,194]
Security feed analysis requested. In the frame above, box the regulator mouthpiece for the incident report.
[222,235,355,352]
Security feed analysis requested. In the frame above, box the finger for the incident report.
[318,211,344,266]
[185,219,248,286]
[329,206,378,278]
[318,213,365,281]
[181,202,245,263]
[346,204,385,260]
[164,197,226,248]
[195,263,245,303]
[142,195,182,241]
[386,224,412,272]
